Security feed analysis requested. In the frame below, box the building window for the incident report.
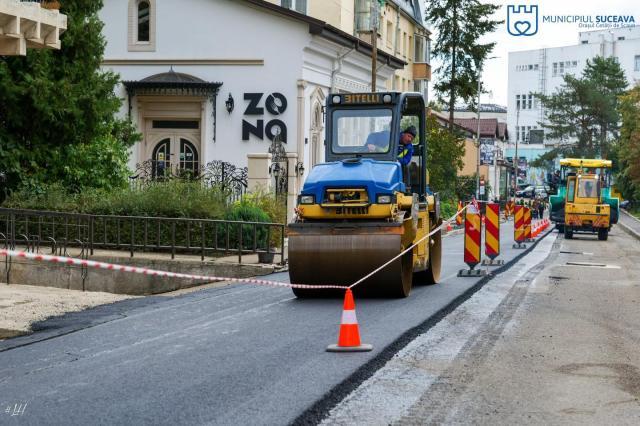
[516,95,520,110]
[581,40,588,44]
[354,0,381,33]
[534,64,539,70]
[572,60,578,67]
[414,35,427,63]
[559,61,565,75]
[281,0,307,14]
[618,36,625,40]
[386,20,393,45]
[527,94,533,109]
[403,31,407,57]
[129,0,156,51]
[137,1,150,42]
[552,62,558,77]
[635,55,640,72]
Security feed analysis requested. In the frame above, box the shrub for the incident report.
[3,181,228,219]
[440,198,457,220]
[222,201,272,250]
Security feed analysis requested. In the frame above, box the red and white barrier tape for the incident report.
[0,203,471,292]
[0,249,348,290]
[348,203,469,289]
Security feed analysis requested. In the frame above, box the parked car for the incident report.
[536,189,549,199]
[516,185,550,199]
[516,185,535,198]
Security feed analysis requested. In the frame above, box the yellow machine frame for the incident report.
[564,174,610,240]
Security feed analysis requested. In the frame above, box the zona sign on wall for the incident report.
[242,92,288,143]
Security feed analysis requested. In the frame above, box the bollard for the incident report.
[524,208,533,242]
[513,205,527,249]
[482,203,504,266]
[458,205,486,277]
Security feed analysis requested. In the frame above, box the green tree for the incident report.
[0,0,139,194]
[425,0,502,131]
[615,84,640,201]
[426,114,465,196]
[538,56,626,158]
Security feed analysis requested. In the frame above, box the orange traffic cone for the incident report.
[327,289,372,352]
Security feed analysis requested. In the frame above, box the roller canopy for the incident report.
[560,158,612,168]
[301,159,405,202]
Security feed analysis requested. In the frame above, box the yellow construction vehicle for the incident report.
[288,92,442,297]
[560,159,616,240]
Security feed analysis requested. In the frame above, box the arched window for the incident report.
[129,0,155,51]
[152,138,171,179]
[138,1,150,42]
[179,139,199,177]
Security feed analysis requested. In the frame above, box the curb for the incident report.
[292,226,555,425]
[619,209,640,242]
[621,208,640,224]
[618,221,640,242]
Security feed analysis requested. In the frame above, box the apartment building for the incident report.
[273,0,431,98]
[506,26,640,185]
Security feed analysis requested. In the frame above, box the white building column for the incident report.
[247,153,272,192]
[285,152,299,224]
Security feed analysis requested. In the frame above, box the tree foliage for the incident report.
[537,56,626,158]
[425,0,502,131]
[615,84,640,201]
[0,0,139,194]
[426,114,465,197]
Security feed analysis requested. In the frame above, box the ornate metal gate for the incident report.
[268,134,288,198]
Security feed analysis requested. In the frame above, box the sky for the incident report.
[420,0,639,106]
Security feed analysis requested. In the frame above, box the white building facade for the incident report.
[99,0,404,217]
[506,26,640,183]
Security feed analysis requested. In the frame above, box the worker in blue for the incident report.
[397,125,416,165]
[365,126,416,163]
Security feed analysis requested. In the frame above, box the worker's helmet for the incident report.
[403,126,417,137]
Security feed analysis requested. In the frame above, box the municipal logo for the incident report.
[507,4,539,36]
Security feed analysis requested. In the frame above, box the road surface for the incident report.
[325,225,640,424]
[0,220,552,425]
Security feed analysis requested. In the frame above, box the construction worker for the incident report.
[397,126,416,165]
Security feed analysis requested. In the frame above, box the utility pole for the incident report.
[476,66,482,200]
[513,105,520,204]
[370,0,378,91]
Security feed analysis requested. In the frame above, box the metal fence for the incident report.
[128,160,248,204]
[0,208,285,265]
